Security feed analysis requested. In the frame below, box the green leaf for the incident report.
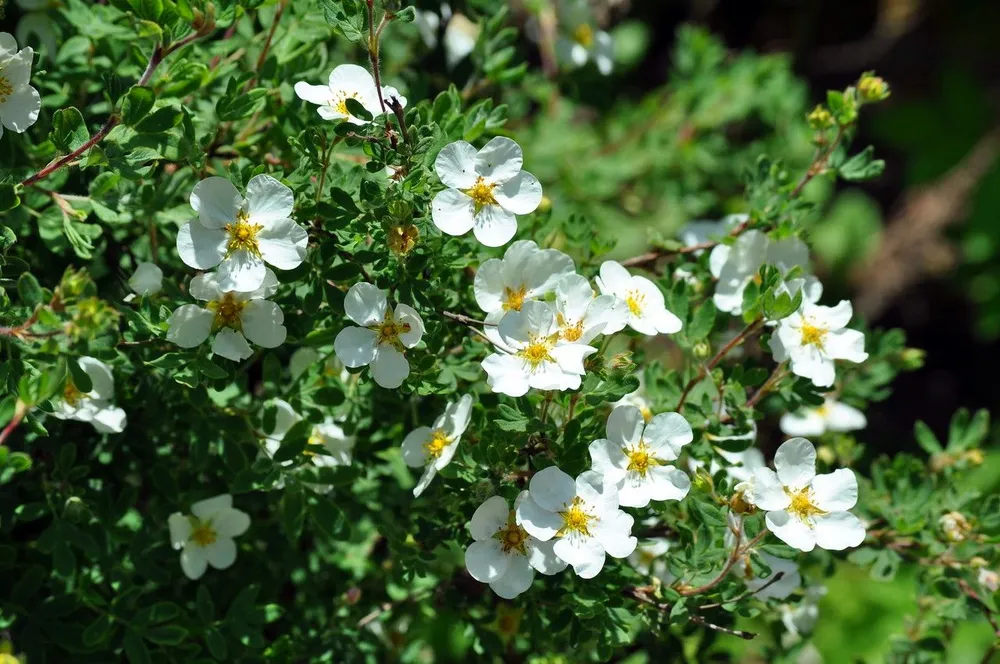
[0,183,20,212]
[196,585,215,622]
[281,482,306,540]
[196,357,228,380]
[134,106,182,134]
[839,146,886,182]
[344,97,373,122]
[319,0,365,43]
[69,358,94,393]
[687,301,716,341]
[123,629,151,664]
[913,420,942,455]
[16,272,43,307]
[82,614,116,647]
[121,86,156,126]
[50,107,91,153]
[205,628,227,660]
[144,624,187,645]
[216,89,267,122]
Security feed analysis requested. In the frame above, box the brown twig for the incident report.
[442,311,491,327]
[675,318,763,411]
[366,0,388,113]
[619,219,751,270]
[248,0,287,89]
[0,402,28,446]
[719,362,788,424]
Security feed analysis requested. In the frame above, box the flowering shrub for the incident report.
[0,1,997,662]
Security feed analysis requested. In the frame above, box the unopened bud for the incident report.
[387,224,419,256]
[729,490,754,515]
[608,351,634,370]
[817,445,836,465]
[537,196,552,213]
[970,556,988,569]
[192,4,216,36]
[962,449,985,466]
[858,74,890,103]
[807,105,834,130]
[899,347,925,370]
[692,341,711,360]
[939,511,973,543]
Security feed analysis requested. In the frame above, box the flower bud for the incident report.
[192,4,216,36]
[692,341,711,359]
[729,490,754,515]
[537,196,552,213]
[961,449,985,466]
[939,511,972,542]
[807,105,834,130]
[817,445,836,465]
[858,74,890,103]
[970,556,988,569]
[608,351,634,371]
[899,347,925,370]
[387,224,419,256]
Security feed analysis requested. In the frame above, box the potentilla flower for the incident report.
[780,397,867,437]
[168,494,250,580]
[0,33,41,139]
[481,300,596,397]
[769,300,869,388]
[627,538,676,584]
[939,511,973,542]
[781,586,827,639]
[474,239,575,325]
[595,261,682,336]
[748,437,865,552]
[176,175,308,293]
[293,63,406,124]
[166,269,286,362]
[978,568,999,593]
[516,466,637,579]
[127,261,163,296]
[414,5,480,68]
[431,137,543,247]
[401,394,473,497]
[465,492,567,599]
[263,399,356,470]
[334,282,424,389]
[555,0,614,75]
[588,405,692,508]
[678,214,746,256]
[51,356,127,434]
[709,229,822,316]
[550,273,628,345]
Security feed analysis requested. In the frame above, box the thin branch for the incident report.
[697,572,786,610]
[619,219,751,270]
[676,318,763,410]
[388,97,410,148]
[442,311,492,327]
[0,402,28,446]
[790,125,846,198]
[248,0,287,89]
[689,615,756,640]
[366,0,387,113]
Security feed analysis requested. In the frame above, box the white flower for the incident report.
[551,273,628,344]
[627,538,675,583]
[716,447,766,485]
[614,376,654,422]
[294,63,406,124]
[333,282,424,389]
[555,1,614,75]
[769,300,868,388]
[176,175,308,293]
[401,394,473,497]
[51,356,127,434]
[781,586,827,639]
[709,230,822,316]
[474,239,574,320]
[0,33,41,139]
[978,568,999,593]
[939,511,972,542]
[127,262,163,296]
[516,467,636,578]
[166,269,286,362]
[748,438,865,552]
[168,494,250,580]
[780,398,867,437]
[588,405,692,508]
[15,0,58,63]
[415,5,479,68]
[595,261,681,336]
[465,492,567,599]
[678,214,745,256]
[431,137,543,247]
[481,301,596,397]
[261,400,355,491]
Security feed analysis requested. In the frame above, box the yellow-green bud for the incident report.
[858,74,890,103]
[537,195,552,213]
[692,341,711,360]
[900,347,925,371]
[807,105,834,130]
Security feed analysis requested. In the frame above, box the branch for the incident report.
[790,125,846,198]
[20,31,209,189]
[0,402,28,446]
[675,318,763,410]
[388,96,410,148]
[619,218,750,269]
[246,0,287,90]
[697,572,786,610]
[442,311,492,327]
[366,0,387,113]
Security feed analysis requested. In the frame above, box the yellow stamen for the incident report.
[388,224,419,256]
[518,335,555,369]
[463,176,499,215]
[331,91,361,117]
[190,520,217,547]
[493,511,530,555]
[557,496,596,537]
[625,440,660,477]
[0,76,11,104]
[573,24,594,48]
[502,285,528,312]
[625,289,645,317]
[424,429,452,458]
[63,380,84,406]
[369,309,412,351]
[800,322,827,348]
[223,210,264,258]
[561,319,584,342]
[207,292,247,331]
[303,431,326,457]
[785,486,826,523]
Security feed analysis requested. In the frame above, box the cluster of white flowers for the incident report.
[295,64,407,124]
[0,33,40,139]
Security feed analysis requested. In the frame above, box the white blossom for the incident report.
[14,0,58,63]
[555,0,614,75]
[627,538,675,584]
[550,273,628,345]
[334,282,424,389]
[176,175,308,293]
[678,214,745,256]
[431,137,543,247]
[978,568,999,593]
[263,399,355,471]
[780,397,867,437]
[516,466,637,579]
[127,262,163,296]
[781,586,827,640]
[595,261,681,336]
[748,438,865,552]
[709,229,822,316]
[166,269,286,362]
[168,494,250,580]
[588,405,692,508]
[401,394,473,497]
[939,511,972,542]
[481,301,596,397]
[51,357,127,434]
[294,63,406,124]
[0,33,41,139]
[414,5,479,68]
[769,300,868,388]
[465,492,567,599]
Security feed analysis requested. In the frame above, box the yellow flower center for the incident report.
[369,309,412,350]
[518,334,556,369]
[331,91,361,117]
[625,289,645,316]
[561,319,584,342]
[302,430,326,457]
[0,76,12,104]
[463,176,499,215]
[190,521,218,547]
[502,284,527,312]
[207,292,246,331]
[799,322,827,348]
[625,440,660,477]
[639,406,653,422]
[785,486,826,523]
[388,224,419,256]
[493,512,530,555]
[63,380,84,406]
[573,24,594,47]
[424,429,452,457]
[557,497,596,537]
[816,403,830,417]
[224,210,264,257]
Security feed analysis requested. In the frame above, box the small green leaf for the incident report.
[133,106,182,134]
[50,107,90,153]
[840,146,885,182]
[205,628,227,660]
[687,301,716,341]
[69,358,94,394]
[0,183,20,212]
[216,89,267,122]
[344,97,373,122]
[144,624,187,645]
[196,585,215,622]
[123,629,151,664]
[121,86,156,126]
[16,272,43,307]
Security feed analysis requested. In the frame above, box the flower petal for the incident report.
[473,205,518,247]
[191,177,242,229]
[474,258,505,314]
[646,465,691,502]
[826,401,867,432]
[553,535,606,579]
[475,136,523,184]
[516,495,563,541]
[495,170,542,215]
[212,328,253,361]
[749,468,790,511]
[528,466,576,512]
[294,81,332,105]
[643,412,693,460]
[465,539,509,583]
[334,326,378,368]
[204,537,237,570]
[592,509,637,558]
[213,508,251,538]
[168,513,191,549]
[588,438,629,482]
[176,221,226,270]
[180,548,208,580]
[431,189,475,236]
[166,304,214,348]
[217,250,266,293]
[0,85,40,133]
[344,282,387,326]
[400,427,432,468]
[257,218,308,270]
[435,141,479,189]
[605,405,645,447]
[765,510,816,552]
[128,262,163,295]
[246,175,294,223]
[813,511,866,550]
[810,468,858,512]
[192,494,232,518]
[241,300,287,348]
[394,303,424,348]
[489,554,533,599]
[469,495,510,541]
[371,345,409,388]
[774,437,817,489]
